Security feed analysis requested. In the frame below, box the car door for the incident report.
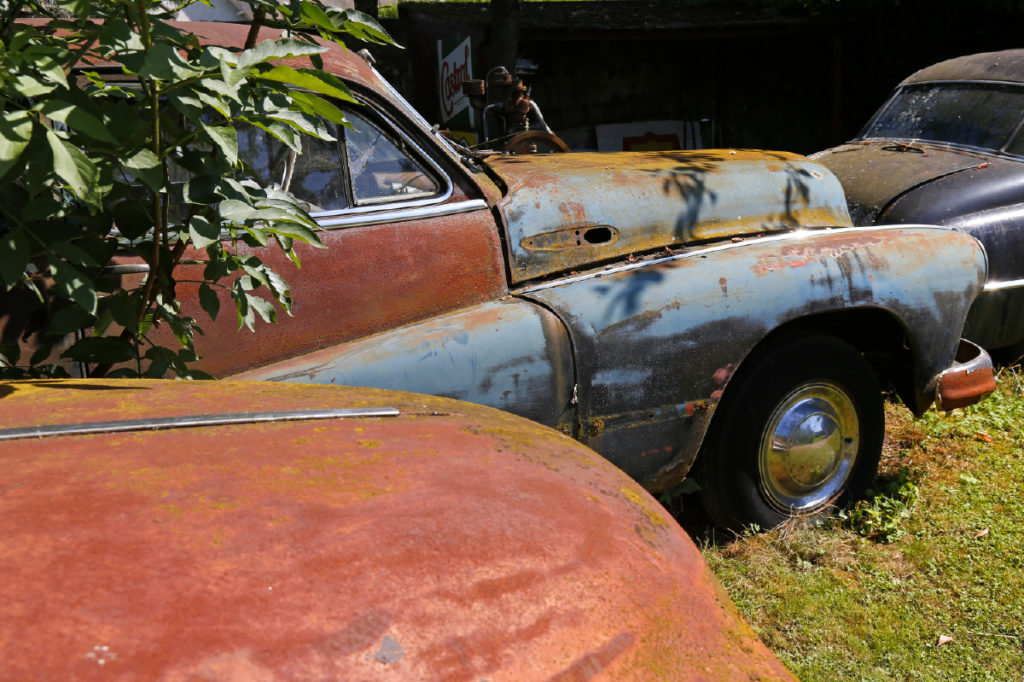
[177,98,507,376]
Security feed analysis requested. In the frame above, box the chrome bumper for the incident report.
[936,339,997,411]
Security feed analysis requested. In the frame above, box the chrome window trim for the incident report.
[316,198,488,228]
[985,278,1024,291]
[518,224,949,294]
[306,97,455,220]
[0,408,400,441]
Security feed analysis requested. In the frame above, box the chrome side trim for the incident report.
[518,224,948,294]
[316,199,489,228]
[0,408,400,441]
[103,264,150,275]
[984,278,1024,291]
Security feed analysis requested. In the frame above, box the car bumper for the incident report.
[936,339,997,411]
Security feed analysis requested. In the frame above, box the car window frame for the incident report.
[857,79,1024,160]
[305,92,455,226]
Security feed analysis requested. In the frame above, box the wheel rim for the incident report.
[757,381,860,513]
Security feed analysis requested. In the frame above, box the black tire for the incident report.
[698,333,884,531]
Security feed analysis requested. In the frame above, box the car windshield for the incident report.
[861,83,1024,154]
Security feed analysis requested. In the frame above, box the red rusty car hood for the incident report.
[0,380,794,681]
[485,149,852,283]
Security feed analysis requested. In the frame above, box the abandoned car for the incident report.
[76,23,996,530]
[814,49,1024,356]
[0,379,795,680]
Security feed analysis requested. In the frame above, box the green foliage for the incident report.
[839,471,919,543]
[701,378,1024,680]
[0,0,393,378]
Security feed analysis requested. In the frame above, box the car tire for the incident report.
[698,333,884,531]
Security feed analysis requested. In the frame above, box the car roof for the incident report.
[901,49,1024,86]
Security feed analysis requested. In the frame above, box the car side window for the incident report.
[238,123,349,213]
[237,106,441,214]
[344,110,439,205]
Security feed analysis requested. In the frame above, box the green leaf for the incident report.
[232,279,253,331]
[194,87,234,118]
[329,8,396,46]
[266,108,336,139]
[51,241,101,269]
[48,303,95,335]
[0,111,34,178]
[47,130,102,208]
[248,294,277,324]
[219,200,319,233]
[51,259,98,314]
[289,90,347,126]
[237,38,327,72]
[122,147,164,192]
[28,344,52,366]
[188,215,221,249]
[61,336,136,364]
[201,123,238,166]
[263,220,323,247]
[0,342,21,366]
[165,90,206,123]
[138,43,201,81]
[0,229,30,288]
[254,66,357,103]
[12,73,57,98]
[198,283,220,321]
[112,199,155,241]
[38,101,117,144]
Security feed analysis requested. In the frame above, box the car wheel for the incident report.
[698,333,883,531]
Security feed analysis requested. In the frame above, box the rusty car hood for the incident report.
[0,379,794,681]
[485,149,852,283]
[814,142,990,225]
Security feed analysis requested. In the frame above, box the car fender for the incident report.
[519,225,986,490]
[234,299,577,431]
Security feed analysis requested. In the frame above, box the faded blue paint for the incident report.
[235,300,575,429]
[487,150,852,283]
[520,225,986,489]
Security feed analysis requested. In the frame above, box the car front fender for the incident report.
[519,225,986,490]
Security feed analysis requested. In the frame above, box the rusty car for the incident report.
[77,22,996,531]
[0,379,796,681]
[813,49,1024,358]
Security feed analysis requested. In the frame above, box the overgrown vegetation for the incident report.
[698,368,1024,680]
[0,1,392,378]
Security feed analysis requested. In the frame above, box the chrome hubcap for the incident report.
[758,382,859,513]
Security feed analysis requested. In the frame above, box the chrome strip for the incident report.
[985,278,1024,291]
[316,199,488,228]
[0,408,400,441]
[103,264,150,275]
[518,224,947,294]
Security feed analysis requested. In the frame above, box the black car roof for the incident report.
[902,49,1024,85]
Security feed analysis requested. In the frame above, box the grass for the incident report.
[692,367,1024,681]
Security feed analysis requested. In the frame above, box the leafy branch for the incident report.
[0,0,394,378]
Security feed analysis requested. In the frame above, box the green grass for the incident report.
[696,368,1024,681]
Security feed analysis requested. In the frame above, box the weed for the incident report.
[839,469,919,543]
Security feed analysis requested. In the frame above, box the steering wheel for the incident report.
[502,130,571,154]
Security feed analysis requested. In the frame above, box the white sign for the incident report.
[437,36,472,124]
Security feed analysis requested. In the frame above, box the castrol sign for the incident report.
[437,37,473,126]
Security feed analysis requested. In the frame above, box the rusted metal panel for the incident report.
[174,208,507,377]
[488,149,852,283]
[0,379,795,681]
[936,339,998,410]
[520,225,987,490]
[235,299,576,430]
